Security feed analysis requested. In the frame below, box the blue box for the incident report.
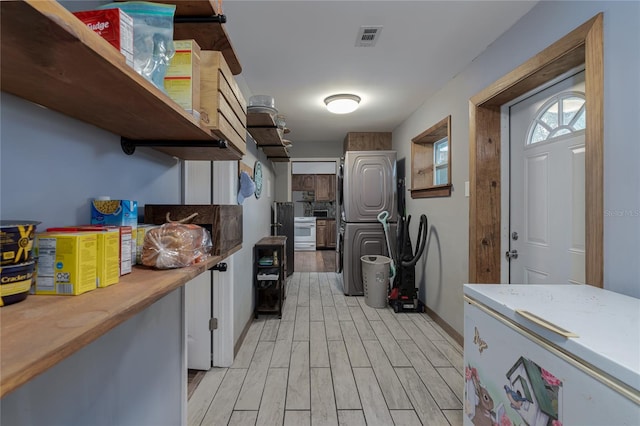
[91,199,138,264]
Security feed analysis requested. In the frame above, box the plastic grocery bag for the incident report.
[142,222,212,269]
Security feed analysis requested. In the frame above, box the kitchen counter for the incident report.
[0,244,241,399]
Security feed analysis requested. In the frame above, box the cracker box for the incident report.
[46,226,120,288]
[164,40,201,119]
[73,9,134,68]
[34,232,98,296]
[91,199,137,267]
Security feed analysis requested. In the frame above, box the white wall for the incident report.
[289,138,342,158]
[1,288,185,426]
[273,162,291,202]
[0,94,182,228]
[393,0,640,336]
[232,136,276,343]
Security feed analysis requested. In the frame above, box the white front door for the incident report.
[508,70,586,284]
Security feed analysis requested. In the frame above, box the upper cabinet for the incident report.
[0,0,245,161]
[344,132,392,152]
[292,174,316,192]
[315,175,336,202]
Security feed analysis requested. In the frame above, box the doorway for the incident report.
[469,14,603,287]
[505,70,586,284]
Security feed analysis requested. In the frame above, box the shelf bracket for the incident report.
[174,15,227,24]
[121,137,228,155]
[209,262,228,272]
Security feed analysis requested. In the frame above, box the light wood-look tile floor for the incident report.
[189,272,464,426]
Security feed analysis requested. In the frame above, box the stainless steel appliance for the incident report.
[294,216,316,251]
[272,202,294,276]
[339,150,397,295]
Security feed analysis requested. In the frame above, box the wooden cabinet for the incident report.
[316,219,336,249]
[292,174,316,191]
[343,132,392,152]
[0,0,245,161]
[316,220,327,248]
[327,219,337,248]
[315,174,336,201]
[254,236,287,318]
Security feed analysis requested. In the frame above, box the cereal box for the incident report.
[46,226,120,288]
[34,232,97,296]
[87,225,132,276]
[164,39,201,119]
[91,199,138,266]
[73,9,134,68]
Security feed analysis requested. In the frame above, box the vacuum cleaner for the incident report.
[377,209,428,313]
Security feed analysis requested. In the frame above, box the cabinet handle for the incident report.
[515,310,578,338]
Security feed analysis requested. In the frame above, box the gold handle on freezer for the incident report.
[515,310,579,338]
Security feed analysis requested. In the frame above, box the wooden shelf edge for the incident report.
[0,243,241,398]
[1,1,225,159]
[410,184,452,198]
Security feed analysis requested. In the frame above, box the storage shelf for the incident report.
[0,244,241,398]
[246,112,291,162]
[0,0,242,161]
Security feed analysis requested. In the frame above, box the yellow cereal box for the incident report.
[45,226,120,288]
[35,232,97,295]
[164,39,201,118]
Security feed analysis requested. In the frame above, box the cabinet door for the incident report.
[316,220,327,248]
[327,220,337,248]
[315,174,335,201]
[301,175,315,191]
[292,174,315,192]
[292,175,304,191]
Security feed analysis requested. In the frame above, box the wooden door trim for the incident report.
[469,13,603,286]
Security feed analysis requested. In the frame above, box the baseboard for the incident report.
[424,304,464,348]
[234,315,254,357]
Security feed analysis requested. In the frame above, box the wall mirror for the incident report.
[410,115,452,198]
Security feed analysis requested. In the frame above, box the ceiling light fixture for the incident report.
[324,94,361,114]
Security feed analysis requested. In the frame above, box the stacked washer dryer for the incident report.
[338,150,397,296]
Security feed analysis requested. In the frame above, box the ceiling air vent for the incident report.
[355,25,383,47]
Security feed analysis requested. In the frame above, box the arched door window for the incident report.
[527,92,586,144]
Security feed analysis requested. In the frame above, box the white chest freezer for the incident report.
[463,284,640,426]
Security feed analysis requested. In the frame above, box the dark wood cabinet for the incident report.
[316,220,327,248]
[316,219,336,249]
[315,174,336,201]
[292,174,315,191]
[343,132,392,152]
[327,219,337,248]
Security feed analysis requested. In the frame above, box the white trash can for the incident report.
[361,255,391,308]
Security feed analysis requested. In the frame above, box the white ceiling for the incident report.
[223,1,538,146]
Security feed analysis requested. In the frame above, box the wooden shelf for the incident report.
[0,244,241,398]
[247,112,291,161]
[0,1,242,161]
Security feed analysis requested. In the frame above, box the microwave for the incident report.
[313,210,329,218]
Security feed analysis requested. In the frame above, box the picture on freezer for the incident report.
[465,357,563,426]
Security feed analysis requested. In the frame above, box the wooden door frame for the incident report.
[469,14,603,286]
